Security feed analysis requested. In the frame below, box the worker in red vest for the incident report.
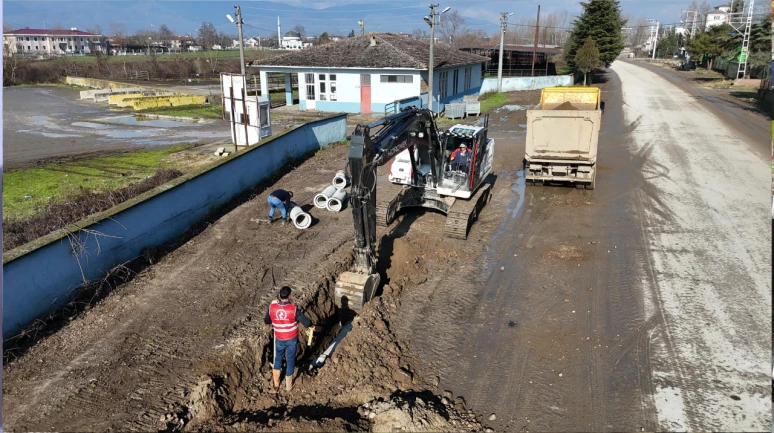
[264,286,314,392]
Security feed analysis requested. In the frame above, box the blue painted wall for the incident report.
[479,75,574,93]
[2,114,348,340]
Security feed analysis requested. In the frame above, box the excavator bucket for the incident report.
[334,271,380,313]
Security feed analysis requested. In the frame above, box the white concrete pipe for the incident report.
[289,205,312,229]
[314,185,338,209]
[326,189,348,212]
[332,170,350,189]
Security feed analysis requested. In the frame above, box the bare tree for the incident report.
[197,22,218,50]
[454,29,488,47]
[438,10,467,47]
[697,0,712,32]
[4,22,13,32]
[411,27,428,39]
[109,21,128,51]
[158,24,174,41]
[291,24,306,38]
[86,24,103,35]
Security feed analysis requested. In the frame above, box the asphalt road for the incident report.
[3,87,229,168]
[398,60,770,432]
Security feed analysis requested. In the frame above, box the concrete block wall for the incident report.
[2,113,348,340]
[479,75,574,93]
[128,95,207,110]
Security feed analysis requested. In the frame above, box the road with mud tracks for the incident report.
[393,60,771,432]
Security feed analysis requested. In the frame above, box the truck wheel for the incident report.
[575,182,584,189]
[584,177,596,190]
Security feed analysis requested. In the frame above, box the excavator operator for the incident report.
[450,142,472,173]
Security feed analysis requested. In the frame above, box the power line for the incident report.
[240,4,423,13]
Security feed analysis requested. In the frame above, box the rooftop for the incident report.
[4,28,101,36]
[257,33,488,70]
[459,44,563,55]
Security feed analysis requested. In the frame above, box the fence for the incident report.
[3,114,348,340]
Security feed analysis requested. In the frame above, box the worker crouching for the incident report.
[264,286,314,392]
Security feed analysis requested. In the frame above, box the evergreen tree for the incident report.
[575,37,601,85]
[348,29,356,38]
[565,0,626,70]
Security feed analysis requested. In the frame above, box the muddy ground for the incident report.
[3,86,231,169]
[4,60,770,432]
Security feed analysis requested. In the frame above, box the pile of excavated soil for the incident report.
[553,101,578,110]
[173,295,484,432]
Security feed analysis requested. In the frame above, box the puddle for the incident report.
[481,168,527,278]
[107,115,193,128]
[72,121,114,129]
[499,116,508,121]
[104,130,158,139]
[496,104,533,112]
[39,132,82,138]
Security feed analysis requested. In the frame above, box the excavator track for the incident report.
[443,184,491,240]
[375,181,407,227]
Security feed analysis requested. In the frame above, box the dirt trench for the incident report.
[156,224,486,433]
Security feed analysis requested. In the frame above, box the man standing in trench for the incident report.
[264,286,314,392]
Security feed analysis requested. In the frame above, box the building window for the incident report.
[319,74,327,100]
[452,69,459,94]
[34,37,37,41]
[464,67,471,91]
[330,75,337,101]
[439,70,448,99]
[380,75,413,83]
[25,37,29,41]
[35,46,38,50]
[305,73,315,100]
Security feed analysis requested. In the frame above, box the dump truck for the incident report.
[524,87,601,189]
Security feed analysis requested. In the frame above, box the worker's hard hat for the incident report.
[460,143,467,148]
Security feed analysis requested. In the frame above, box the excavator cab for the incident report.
[437,115,494,200]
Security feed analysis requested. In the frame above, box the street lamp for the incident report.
[425,5,450,114]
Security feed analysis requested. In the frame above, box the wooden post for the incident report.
[531,5,540,77]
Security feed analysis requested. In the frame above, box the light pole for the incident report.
[227,5,246,76]
[497,12,512,92]
[425,5,450,114]
[358,19,365,36]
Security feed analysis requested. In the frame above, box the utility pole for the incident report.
[277,15,281,48]
[497,12,511,92]
[651,20,659,59]
[234,5,246,75]
[428,5,437,113]
[682,10,698,39]
[729,0,754,79]
[531,5,541,77]
[358,19,365,36]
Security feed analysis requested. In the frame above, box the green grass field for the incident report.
[64,49,281,63]
[4,145,189,221]
[136,104,224,119]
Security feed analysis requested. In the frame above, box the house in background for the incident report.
[705,4,731,30]
[280,35,312,50]
[254,33,487,113]
[3,28,102,56]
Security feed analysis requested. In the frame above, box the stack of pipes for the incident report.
[314,170,350,213]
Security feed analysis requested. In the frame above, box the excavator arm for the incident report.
[335,107,442,312]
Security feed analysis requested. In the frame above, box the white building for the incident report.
[255,33,487,114]
[705,4,731,30]
[233,37,261,49]
[3,28,102,56]
[280,36,312,50]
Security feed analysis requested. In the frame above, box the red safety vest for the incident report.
[269,302,298,340]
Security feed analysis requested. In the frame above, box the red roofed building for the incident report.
[3,28,103,57]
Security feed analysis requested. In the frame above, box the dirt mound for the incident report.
[367,392,483,432]
[543,244,588,261]
[553,101,578,110]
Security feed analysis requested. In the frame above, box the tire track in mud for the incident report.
[387,69,661,432]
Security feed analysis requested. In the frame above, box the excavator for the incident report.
[334,106,495,312]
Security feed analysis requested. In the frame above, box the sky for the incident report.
[2,0,767,38]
